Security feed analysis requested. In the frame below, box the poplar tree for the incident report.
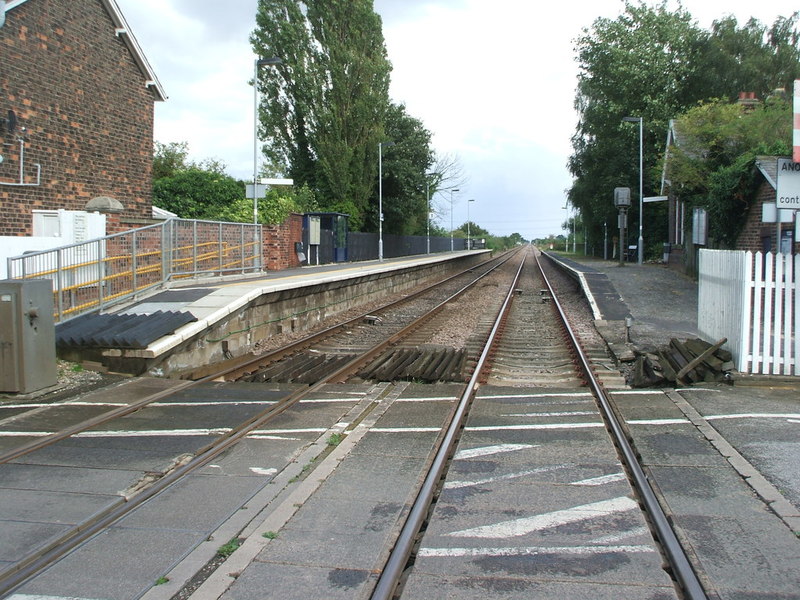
[251,0,392,230]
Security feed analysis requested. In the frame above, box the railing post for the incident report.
[56,250,63,322]
[241,223,246,273]
[97,239,105,309]
[218,221,223,274]
[131,233,138,297]
[192,220,198,275]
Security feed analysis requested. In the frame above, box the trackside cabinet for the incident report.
[0,280,58,394]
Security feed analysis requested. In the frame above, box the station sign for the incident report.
[776,158,800,209]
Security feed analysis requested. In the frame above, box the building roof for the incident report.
[3,0,167,101]
[755,156,779,190]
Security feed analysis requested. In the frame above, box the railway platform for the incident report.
[54,250,491,377]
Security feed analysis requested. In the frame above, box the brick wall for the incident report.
[0,0,156,236]
[263,213,303,270]
[736,178,800,254]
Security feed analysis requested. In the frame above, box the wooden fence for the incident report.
[698,249,799,376]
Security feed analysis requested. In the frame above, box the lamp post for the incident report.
[467,199,475,250]
[562,204,569,251]
[449,188,459,251]
[378,141,395,261]
[623,116,643,265]
[425,172,438,254]
[253,56,282,225]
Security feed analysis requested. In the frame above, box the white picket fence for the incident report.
[698,249,799,376]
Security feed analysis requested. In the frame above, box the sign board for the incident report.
[643,195,668,203]
[776,158,800,209]
[245,184,267,199]
[613,187,631,207]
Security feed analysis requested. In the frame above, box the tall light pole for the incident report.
[449,188,459,251]
[253,56,282,225]
[378,141,395,261]
[425,172,438,254]
[623,116,643,265]
[467,199,475,250]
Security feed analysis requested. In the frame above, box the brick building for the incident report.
[0,0,165,236]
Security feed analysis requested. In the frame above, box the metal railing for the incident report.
[7,219,262,322]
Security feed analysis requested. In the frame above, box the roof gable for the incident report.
[2,0,166,101]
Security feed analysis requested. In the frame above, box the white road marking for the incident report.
[370,427,442,433]
[418,544,654,558]
[788,419,800,424]
[8,595,106,600]
[454,444,536,460]
[705,413,800,421]
[447,496,638,538]
[445,466,567,490]
[569,473,626,486]
[589,526,649,544]
[480,393,594,400]
[396,396,459,402]
[505,411,597,418]
[626,418,689,426]
[249,467,278,476]
[465,422,605,432]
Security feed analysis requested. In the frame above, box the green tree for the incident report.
[369,103,436,236]
[153,141,190,180]
[153,168,245,220]
[569,2,800,255]
[570,2,704,252]
[667,96,792,246]
[251,0,392,230]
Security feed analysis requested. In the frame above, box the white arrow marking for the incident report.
[418,544,654,558]
[569,473,626,486]
[445,465,567,490]
[249,467,278,476]
[447,496,638,538]
[454,444,536,460]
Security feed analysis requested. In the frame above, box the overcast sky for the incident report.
[116,0,793,239]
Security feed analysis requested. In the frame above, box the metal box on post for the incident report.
[0,280,58,394]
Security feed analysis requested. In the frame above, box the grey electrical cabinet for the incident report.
[0,280,58,394]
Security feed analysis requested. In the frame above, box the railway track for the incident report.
[0,246,707,600]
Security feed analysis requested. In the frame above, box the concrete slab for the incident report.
[401,572,676,600]
[118,474,267,532]
[0,487,120,524]
[0,521,73,562]
[16,527,202,600]
[220,562,379,600]
[0,463,139,495]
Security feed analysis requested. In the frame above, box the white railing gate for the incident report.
[698,249,799,376]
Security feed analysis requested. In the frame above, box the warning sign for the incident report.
[776,158,800,209]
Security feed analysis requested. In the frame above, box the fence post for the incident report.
[739,251,753,373]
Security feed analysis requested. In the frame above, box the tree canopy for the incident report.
[569,1,800,255]
[251,0,392,230]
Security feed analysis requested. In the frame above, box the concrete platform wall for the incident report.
[135,253,489,377]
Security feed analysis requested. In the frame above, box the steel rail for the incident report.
[370,251,527,600]
[533,251,708,600]
[0,250,523,597]
[0,251,513,466]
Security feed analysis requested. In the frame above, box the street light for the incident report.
[425,172,439,254]
[378,140,395,261]
[253,56,282,225]
[467,199,475,250]
[622,116,643,265]
[449,188,460,251]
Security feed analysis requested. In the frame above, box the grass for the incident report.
[155,576,169,585]
[216,538,241,558]
[327,432,344,447]
[262,531,278,539]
